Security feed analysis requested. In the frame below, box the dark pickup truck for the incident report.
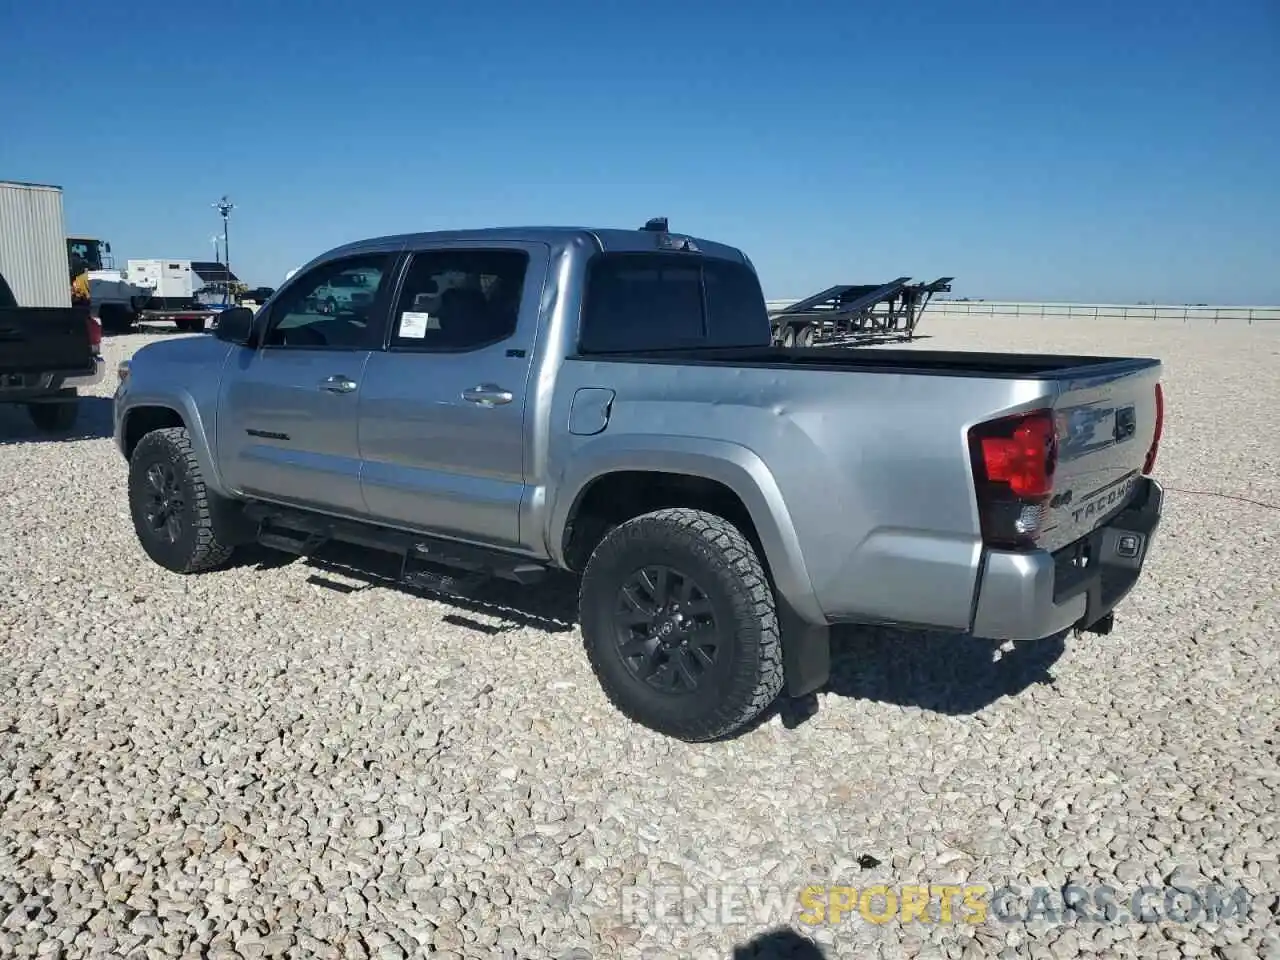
[0,268,104,431]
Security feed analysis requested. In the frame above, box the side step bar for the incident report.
[243,502,548,589]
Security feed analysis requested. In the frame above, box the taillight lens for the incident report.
[1143,383,1163,474]
[968,409,1058,549]
[85,311,102,349]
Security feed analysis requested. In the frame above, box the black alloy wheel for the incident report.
[615,564,720,694]
[142,460,185,544]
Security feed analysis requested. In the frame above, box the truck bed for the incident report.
[575,346,1161,380]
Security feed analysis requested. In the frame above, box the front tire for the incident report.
[27,399,78,432]
[128,427,236,573]
[579,508,784,741]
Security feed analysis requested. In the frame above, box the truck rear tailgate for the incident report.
[1039,360,1163,552]
[0,307,96,378]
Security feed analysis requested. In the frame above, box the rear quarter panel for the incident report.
[548,357,1058,630]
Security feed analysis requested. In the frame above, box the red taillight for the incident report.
[86,311,102,349]
[1143,382,1163,474]
[978,415,1056,497]
[968,409,1058,548]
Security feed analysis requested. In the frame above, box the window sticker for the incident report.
[398,311,438,338]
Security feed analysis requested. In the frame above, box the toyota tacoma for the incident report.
[113,221,1165,741]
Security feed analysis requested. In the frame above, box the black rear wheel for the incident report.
[614,564,722,694]
[580,508,784,741]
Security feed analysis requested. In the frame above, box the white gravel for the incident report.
[1,318,1277,960]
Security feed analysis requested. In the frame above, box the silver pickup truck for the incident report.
[114,222,1165,741]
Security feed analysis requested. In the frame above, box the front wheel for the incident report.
[579,508,784,741]
[128,427,236,573]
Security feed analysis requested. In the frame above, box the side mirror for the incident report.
[215,306,254,345]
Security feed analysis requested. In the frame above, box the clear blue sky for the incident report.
[2,0,1276,302]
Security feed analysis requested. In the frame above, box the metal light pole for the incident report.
[212,195,235,281]
[210,235,222,264]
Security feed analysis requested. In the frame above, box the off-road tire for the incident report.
[579,507,784,741]
[98,303,135,334]
[128,426,236,573]
[27,399,79,432]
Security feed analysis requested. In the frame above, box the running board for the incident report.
[401,565,491,598]
[257,528,327,555]
[244,502,547,586]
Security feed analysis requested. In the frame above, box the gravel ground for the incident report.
[1,318,1277,960]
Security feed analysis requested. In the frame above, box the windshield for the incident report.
[66,238,105,272]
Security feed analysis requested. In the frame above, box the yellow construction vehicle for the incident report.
[70,255,91,307]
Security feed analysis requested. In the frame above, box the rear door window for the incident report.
[579,253,769,353]
[388,249,529,352]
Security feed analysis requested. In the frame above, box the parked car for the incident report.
[113,222,1165,741]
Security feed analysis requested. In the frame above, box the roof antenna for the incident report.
[642,217,669,232]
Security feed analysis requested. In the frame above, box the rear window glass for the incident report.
[703,257,770,340]
[579,253,769,353]
[0,271,16,309]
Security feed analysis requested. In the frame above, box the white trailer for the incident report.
[127,259,195,303]
[127,258,221,332]
[0,180,71,308]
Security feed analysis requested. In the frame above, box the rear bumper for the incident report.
[0,356,104,399]
[970,476,1163,640]
[61,356,106,389]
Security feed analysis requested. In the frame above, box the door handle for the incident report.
[462,384,514,407]
[319,374,358,394]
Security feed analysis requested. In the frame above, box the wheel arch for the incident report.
[549,437,824,625]
[119,393,228,496]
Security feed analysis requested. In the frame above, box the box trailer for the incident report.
[0,181,71,309]
[127,259,195,304]
[128,258,242,332]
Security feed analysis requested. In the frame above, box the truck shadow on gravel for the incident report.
[0,395,114,445]
[820,623,1066,716]
[236,541,1064,725]
[732,927,827,958]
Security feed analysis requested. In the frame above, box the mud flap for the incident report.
[778,597,830,697]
